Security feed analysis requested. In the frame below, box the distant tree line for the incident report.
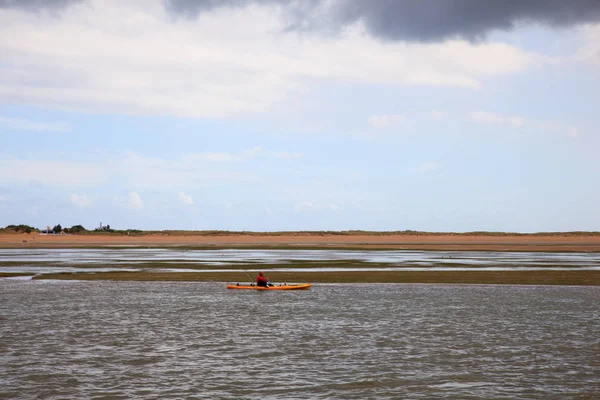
[47,224,89,234]
[2,224,89,234]
[68,225,87,233]
[94,224,114,232]
[1,224,134,234]
[3,224,38,234]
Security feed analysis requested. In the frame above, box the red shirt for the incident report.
[256,275,268,286]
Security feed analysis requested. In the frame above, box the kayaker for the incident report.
[256,271,272,287]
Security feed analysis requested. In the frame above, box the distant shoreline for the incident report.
[2,231,600,252]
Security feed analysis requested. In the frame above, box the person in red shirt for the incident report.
[256,271,272,287]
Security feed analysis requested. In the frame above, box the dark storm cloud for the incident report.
[163,0,321,24]
[164,0,600,42]
[0,0,84,12]
[164,0,280,16]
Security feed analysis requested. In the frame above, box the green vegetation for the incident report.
[69,225,87,233]
[2,224,38,234]
[112,229,600,237]
[94,224,114,233]
[3,225,600,237]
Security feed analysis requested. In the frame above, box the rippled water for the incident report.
[1,281,598,399]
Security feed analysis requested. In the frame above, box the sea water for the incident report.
[1,280,598,399]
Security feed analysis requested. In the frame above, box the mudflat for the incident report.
[2,232,599,285]
[28,270,599,286]
[2,232,600,251]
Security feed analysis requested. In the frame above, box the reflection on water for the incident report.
[1,281,598,399]
[1,249,599,277]
[1,248,599,265]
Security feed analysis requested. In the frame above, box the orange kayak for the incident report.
[227,283,312,290]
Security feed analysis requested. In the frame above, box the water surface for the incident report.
[1,248,598,277]
[1,281,598,399]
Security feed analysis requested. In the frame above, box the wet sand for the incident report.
[3,232,599,285]
[30,269,600,286]
[2,232,600,251]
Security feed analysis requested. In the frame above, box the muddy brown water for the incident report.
[1,280,598,399]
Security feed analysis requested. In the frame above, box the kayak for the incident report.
[227,283,312,290]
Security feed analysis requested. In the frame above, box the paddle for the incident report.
[243,270,255,285]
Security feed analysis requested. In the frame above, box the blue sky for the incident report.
[1,0,599,232]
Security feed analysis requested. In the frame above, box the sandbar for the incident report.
[2,232,600,251]
[3,232,599,285]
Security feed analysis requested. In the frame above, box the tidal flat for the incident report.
[1,248,598,286]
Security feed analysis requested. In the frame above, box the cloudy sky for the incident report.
[1,0,599,232]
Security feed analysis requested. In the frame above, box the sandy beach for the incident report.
[2,232,600,251]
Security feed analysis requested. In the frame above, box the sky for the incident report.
[1,0,599,232]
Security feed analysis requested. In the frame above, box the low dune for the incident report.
[2,231,600,251]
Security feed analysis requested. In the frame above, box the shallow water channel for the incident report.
[1,248,599,276]
[1,280,598,399]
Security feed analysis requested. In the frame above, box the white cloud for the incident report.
[187,153,239,162]
[185,146,263,162]
[507,117,525,127]
[576,24,600,65]
[70,193,91,208]
[468,111,507,125]
[467,111,525,127]
[369,115,390,129]
[430,110,448,119]
[271,151,303,159]
[474,116,580,138]
[418,162,441,172]
[468,114,580,137]
[0,151,269,189]
[328,203,341,211]
[0,157,108,186]
[368,114,405,129]
[241,146,263,159]
[0,116,70,132]
[534,121,563,133]
[128,192,143,209]
[295,201,315,211]
[567,126,580,138]
[0,0,544,118]
[0,195,5,201]
[295,201,342,213]
[178,192,194,205]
